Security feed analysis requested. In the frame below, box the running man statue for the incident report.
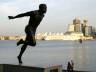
[8,4,47,64]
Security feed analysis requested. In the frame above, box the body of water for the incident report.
[0,40,96,71]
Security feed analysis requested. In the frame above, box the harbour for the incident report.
[0,40,96,71]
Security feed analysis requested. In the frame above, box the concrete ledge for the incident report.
[0,64,90,72]
[0,64,44,72]
[0,64,63,72]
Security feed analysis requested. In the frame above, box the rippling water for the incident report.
[0,40,96,71]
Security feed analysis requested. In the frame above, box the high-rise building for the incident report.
[81,19,89,36]
[73,18,81,25]
[85,26,92,36]
[83,19,88,26]
[74,24,82,32]
[81,24,86,36]
[92,27,96,35]
[73,18,81,32]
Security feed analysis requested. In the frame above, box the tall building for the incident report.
[73,18,81,32]
[82,19,89,36]
[85,26,92,36]
[74,24,82,32]
[73,18,81,25]
[83,19,88,26]
[92,27,96,35]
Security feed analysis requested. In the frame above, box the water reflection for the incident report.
[73,41,90,71]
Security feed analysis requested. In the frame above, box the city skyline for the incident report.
[0,0,96,35]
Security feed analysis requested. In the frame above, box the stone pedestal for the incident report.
[0,64,63,72]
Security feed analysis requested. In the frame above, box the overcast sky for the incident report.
[0,0,96,35]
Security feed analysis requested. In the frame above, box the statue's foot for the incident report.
[17,39,23,46]
[17,56,23,64]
